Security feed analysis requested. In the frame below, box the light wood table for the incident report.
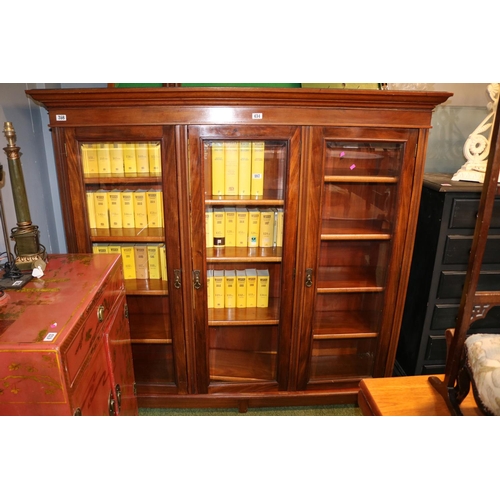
[358,375,482,416]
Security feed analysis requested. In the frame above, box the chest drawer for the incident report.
[443,235,500,264]
[449,198,500,228]
[431,304,500,330]
[437,270,500,299]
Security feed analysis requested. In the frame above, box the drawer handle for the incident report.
[97,305,105,322]
[305,268,313,288]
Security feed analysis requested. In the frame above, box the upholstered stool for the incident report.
[465,334,500,416]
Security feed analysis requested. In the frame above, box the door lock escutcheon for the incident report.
[193,270,202,290]
[305,268,313,288]
[174,269,182,289]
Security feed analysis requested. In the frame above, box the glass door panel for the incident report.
[200,136,293,385]
[309,138,405,382]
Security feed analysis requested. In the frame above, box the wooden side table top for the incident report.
[358,375,482,416]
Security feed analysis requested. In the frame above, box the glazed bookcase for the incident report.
[26,87,451,410]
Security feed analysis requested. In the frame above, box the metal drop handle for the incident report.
[305,268,313,288]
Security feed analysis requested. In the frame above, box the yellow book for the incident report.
[207,270,214,308]
[213,270,225,308]
[92,243,109,254]
[107,190,123,229]
[135,142,150,174]
[236,207,248,247]
[110,143,125,174]
[108,245,122,255]
[251,142,265,197]
[211,142,225,196]
[94,190,109,229]
[205,208,213,248]
[224,141,239,196]
[257,269,270,308]
[245,269,257,307]
[236,270,246,308]
[146,190,163,228]
[86,191,96,229]
[124,143,137,174]
[238,141,252,197]
[259,208,274,248]
[276,208,284,247]
[148,142,162,175]
[97,143,111,175]
[147,244,161,280]
[160,244,168,281]
[134,245,149,279]
[121,245,136,279]
[81,144,98,176]
[133,190,148,228]
[224,270,236,308]
[247,208,260,247]
[213,208,225,247]
[224,207,236,247]
[158,191,164,228]
[121,190,135,229]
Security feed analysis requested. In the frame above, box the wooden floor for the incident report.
[358,375,482,416]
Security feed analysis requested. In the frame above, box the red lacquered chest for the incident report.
[0,254,138,416]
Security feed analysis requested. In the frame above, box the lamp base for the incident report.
[0,271,32,289]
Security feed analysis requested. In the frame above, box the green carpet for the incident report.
[139,404,362,416]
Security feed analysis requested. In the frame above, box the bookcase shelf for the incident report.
[27,86,451,409]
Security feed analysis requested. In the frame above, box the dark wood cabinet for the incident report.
[26,87,450,409]
[396,173,500,376]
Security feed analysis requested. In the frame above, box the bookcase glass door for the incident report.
[200,136,291,385]
[79,140,176,390]
[308,138,404,381]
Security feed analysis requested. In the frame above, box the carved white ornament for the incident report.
[452,83,499,183]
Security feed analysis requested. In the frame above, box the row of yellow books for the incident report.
[211,141,265,197]
[82,142,161,176]
[93,243,167,281]
[206,207,283,248]
[87,189,164,230]
[207,269,270,309]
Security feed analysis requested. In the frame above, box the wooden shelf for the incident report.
[208,298,280,325]
[206,246,282,262]
[90,227,164,242]
[84,174,162,185]
[125,279,168,295]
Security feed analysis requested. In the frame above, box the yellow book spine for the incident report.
[160,244,168,281]
[124,143,137,174]
[224,207,236,247]
[238,141,252,197]
[108,190,123,229]
[94,190,110,229]
[259,208,274,248]
[110,143,125,175]
[121,245,136,279]
[147,245,161,280]
[213,270,225,308]
[211,142,225,196]
[276,208,284,247]
[207,270,214,308]
[108,245,122,254]
[97,143,111,175]
[251,142,265,197]
[135,142,150,174]
[159,191,164,228]
[146,190,163,228]
[148,142,162,175]
[236,207,248,247]
[224,270,236,308]
[81,144,98,176]
[236,270,246,308]
[224,141,239,196]
[92,243,109,254]
[121,191,135,229]
[245,269,257,307]
[134,245,149,279]
[257,269,270,308]
[86,191,96,229]
[205,208,213,248]
[247,208,260,247]
[133,190,148,228]
[213,208,225,247]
